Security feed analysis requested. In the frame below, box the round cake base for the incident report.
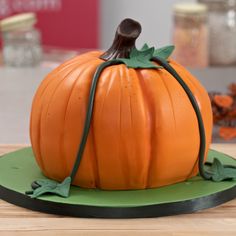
[0,148,236,218]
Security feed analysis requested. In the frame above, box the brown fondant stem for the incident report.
[100,18,142,61]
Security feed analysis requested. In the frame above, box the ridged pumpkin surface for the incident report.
[30,51,213,190]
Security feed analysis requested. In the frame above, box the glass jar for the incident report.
[173,3,209,68]
[0,13,42,67]
[199,0,236,66]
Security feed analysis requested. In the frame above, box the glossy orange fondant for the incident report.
[30,51,213,190]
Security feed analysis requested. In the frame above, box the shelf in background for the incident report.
[0,54,235,144]
[189,67,236,93]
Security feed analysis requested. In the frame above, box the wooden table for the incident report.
[0,144,236,236]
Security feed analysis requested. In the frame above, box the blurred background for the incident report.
[0,0,235,144]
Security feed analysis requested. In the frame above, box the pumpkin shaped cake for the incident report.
[30,18,213,194]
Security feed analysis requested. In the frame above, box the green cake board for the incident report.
[0,148,236,218]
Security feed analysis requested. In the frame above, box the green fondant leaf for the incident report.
[114,43,175,69]
[141,43,149,51]
[141,43,175,61]
[118,58,160,69]
[27,177,71,198]
[115,46,162,69]
[131,47,154,61]
[153,45,175,60]
[207,158,236,182]
[35,179,58,188]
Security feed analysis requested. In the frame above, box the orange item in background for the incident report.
[219,127,236,140]
[209,83,236,141]
[213,95,234,109]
